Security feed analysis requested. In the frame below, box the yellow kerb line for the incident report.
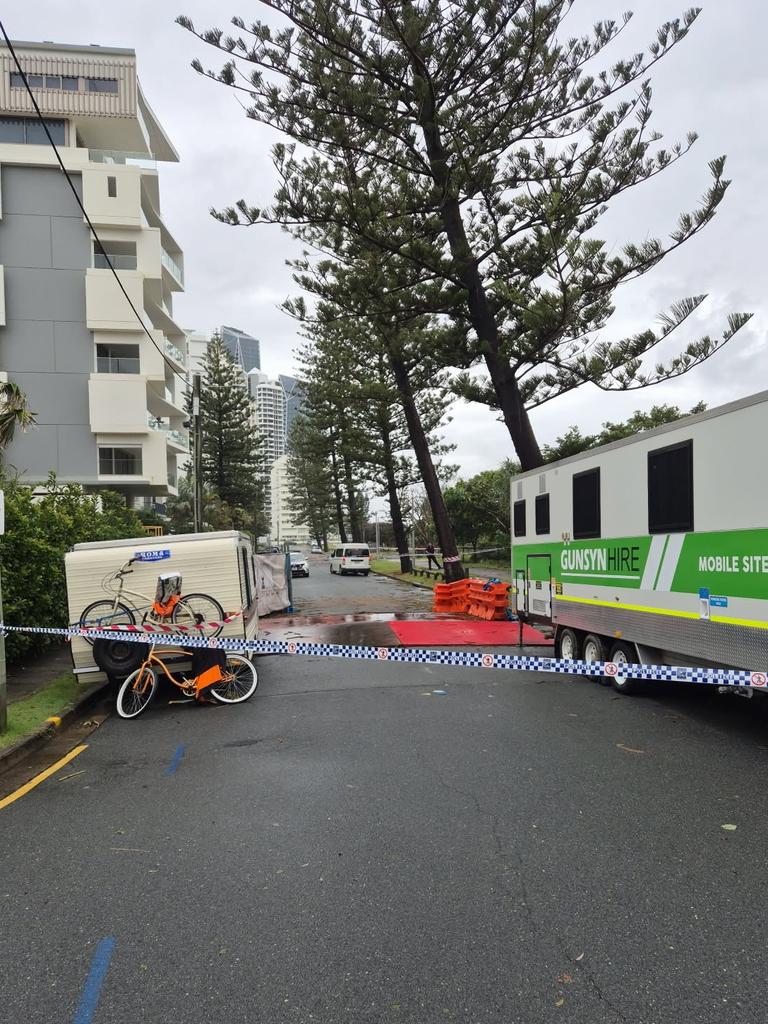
[0,744,88,811]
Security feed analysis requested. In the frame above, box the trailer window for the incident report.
[535,494,550,535]
[240,548,253,608]
[648,440,693,533]
[513,499,526,537]
[573,468,600,539]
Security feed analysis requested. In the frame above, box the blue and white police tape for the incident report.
[1,622,767,690]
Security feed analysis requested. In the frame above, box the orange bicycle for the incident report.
[116,644,258,719]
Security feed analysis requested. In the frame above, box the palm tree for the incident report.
[0,381,36,450]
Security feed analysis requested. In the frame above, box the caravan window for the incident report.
[573,468,601,539]
[513,499,526,537]
[239,547,253,608]
[648,440,693,533]
[535,494,550,535]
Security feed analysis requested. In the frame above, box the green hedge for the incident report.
[0,477,144,662]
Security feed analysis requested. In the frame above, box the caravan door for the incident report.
[525,554,552,623]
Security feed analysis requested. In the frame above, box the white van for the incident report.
[329,543,371,576]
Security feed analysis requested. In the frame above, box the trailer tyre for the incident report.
[93,637,150,681]
[583,633,609,683]
[608,641,644,695]
[556,628,580,662]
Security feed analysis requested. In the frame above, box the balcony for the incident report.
[147,379,186,420]
[94,252,137,271]
[148,415,189,452]
[89,149,157,172]
[163,338,186,368]
[161,247,184,287]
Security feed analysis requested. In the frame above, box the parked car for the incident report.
[290,552,310,578]
[310,545,323,555]
[329,544,371,576]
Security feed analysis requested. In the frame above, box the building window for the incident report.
[535,494,550,535]
[573,468,601,539]
[0,116,65,145]
[648,440,694,534]
[96,343,140,374]
[45,75,61,89]
[86,78,118,93]
[9,72,24,88]
[62,75,79,91]
[99,447,142,476]
[107,175,117,198]
[93,240,137,271]
[513,499,526,537]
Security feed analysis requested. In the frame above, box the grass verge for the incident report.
[370,559,439,590]
[0,673,90,752]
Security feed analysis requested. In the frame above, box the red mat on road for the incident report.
[388,619,553,647]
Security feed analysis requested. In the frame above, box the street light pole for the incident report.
[375,510,380,555]
[192,373,203,533]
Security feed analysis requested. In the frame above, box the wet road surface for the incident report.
[2,558,768,1022]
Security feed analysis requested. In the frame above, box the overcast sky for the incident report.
[5,1,766,476]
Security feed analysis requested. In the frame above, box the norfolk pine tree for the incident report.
[286,413,336,549]
[180,3,752,470]
[199,333,268,536]
[285,253,468,582]
[299,312,456,575]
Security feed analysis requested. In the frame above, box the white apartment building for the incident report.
[248,370,286,464]
[248,369,286,531]
[184,329,208,382]
[270,454,311,547]
[0,40,188,500]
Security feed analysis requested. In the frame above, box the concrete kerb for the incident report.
[0,677,110,776]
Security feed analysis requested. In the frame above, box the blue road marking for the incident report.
[73,937,115,1024]
[165,744,186,776]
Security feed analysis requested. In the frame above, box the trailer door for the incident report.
[525,554,552,623]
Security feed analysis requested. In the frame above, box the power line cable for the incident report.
[0,23,189,390]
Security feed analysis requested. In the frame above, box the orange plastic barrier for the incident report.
[432,578,471,614]
[466,581,511,621]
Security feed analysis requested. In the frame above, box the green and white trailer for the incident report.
[510,391,768,692]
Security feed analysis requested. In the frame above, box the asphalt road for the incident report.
[2,567,768,1023]
[292,556,434,616]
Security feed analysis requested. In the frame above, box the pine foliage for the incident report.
[198,333,267,534]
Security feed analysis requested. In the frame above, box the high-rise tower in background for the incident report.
[221,325,260,373]
[278,374,304,436]
[0,40,188,502]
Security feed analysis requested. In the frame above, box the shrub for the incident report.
[0,475,143,662]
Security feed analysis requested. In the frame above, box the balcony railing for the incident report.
[99,458,142,476]
[89,149,157,171]
[168,429,189,450]
[94,252,137,271]
[96,354,140,374]
[161,247,184,286]
[163,339,186,366]
[147,416,189,451]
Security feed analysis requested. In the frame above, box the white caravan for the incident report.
[511,392,768,692]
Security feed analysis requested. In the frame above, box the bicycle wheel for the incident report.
[78,600,136,646]
[116,666,158,719]
[172,593,225,637]
[211,655,258,704]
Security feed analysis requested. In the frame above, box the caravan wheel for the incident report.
[583,634,609,684]
[608,641,645,695]
[556,628,579,662]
